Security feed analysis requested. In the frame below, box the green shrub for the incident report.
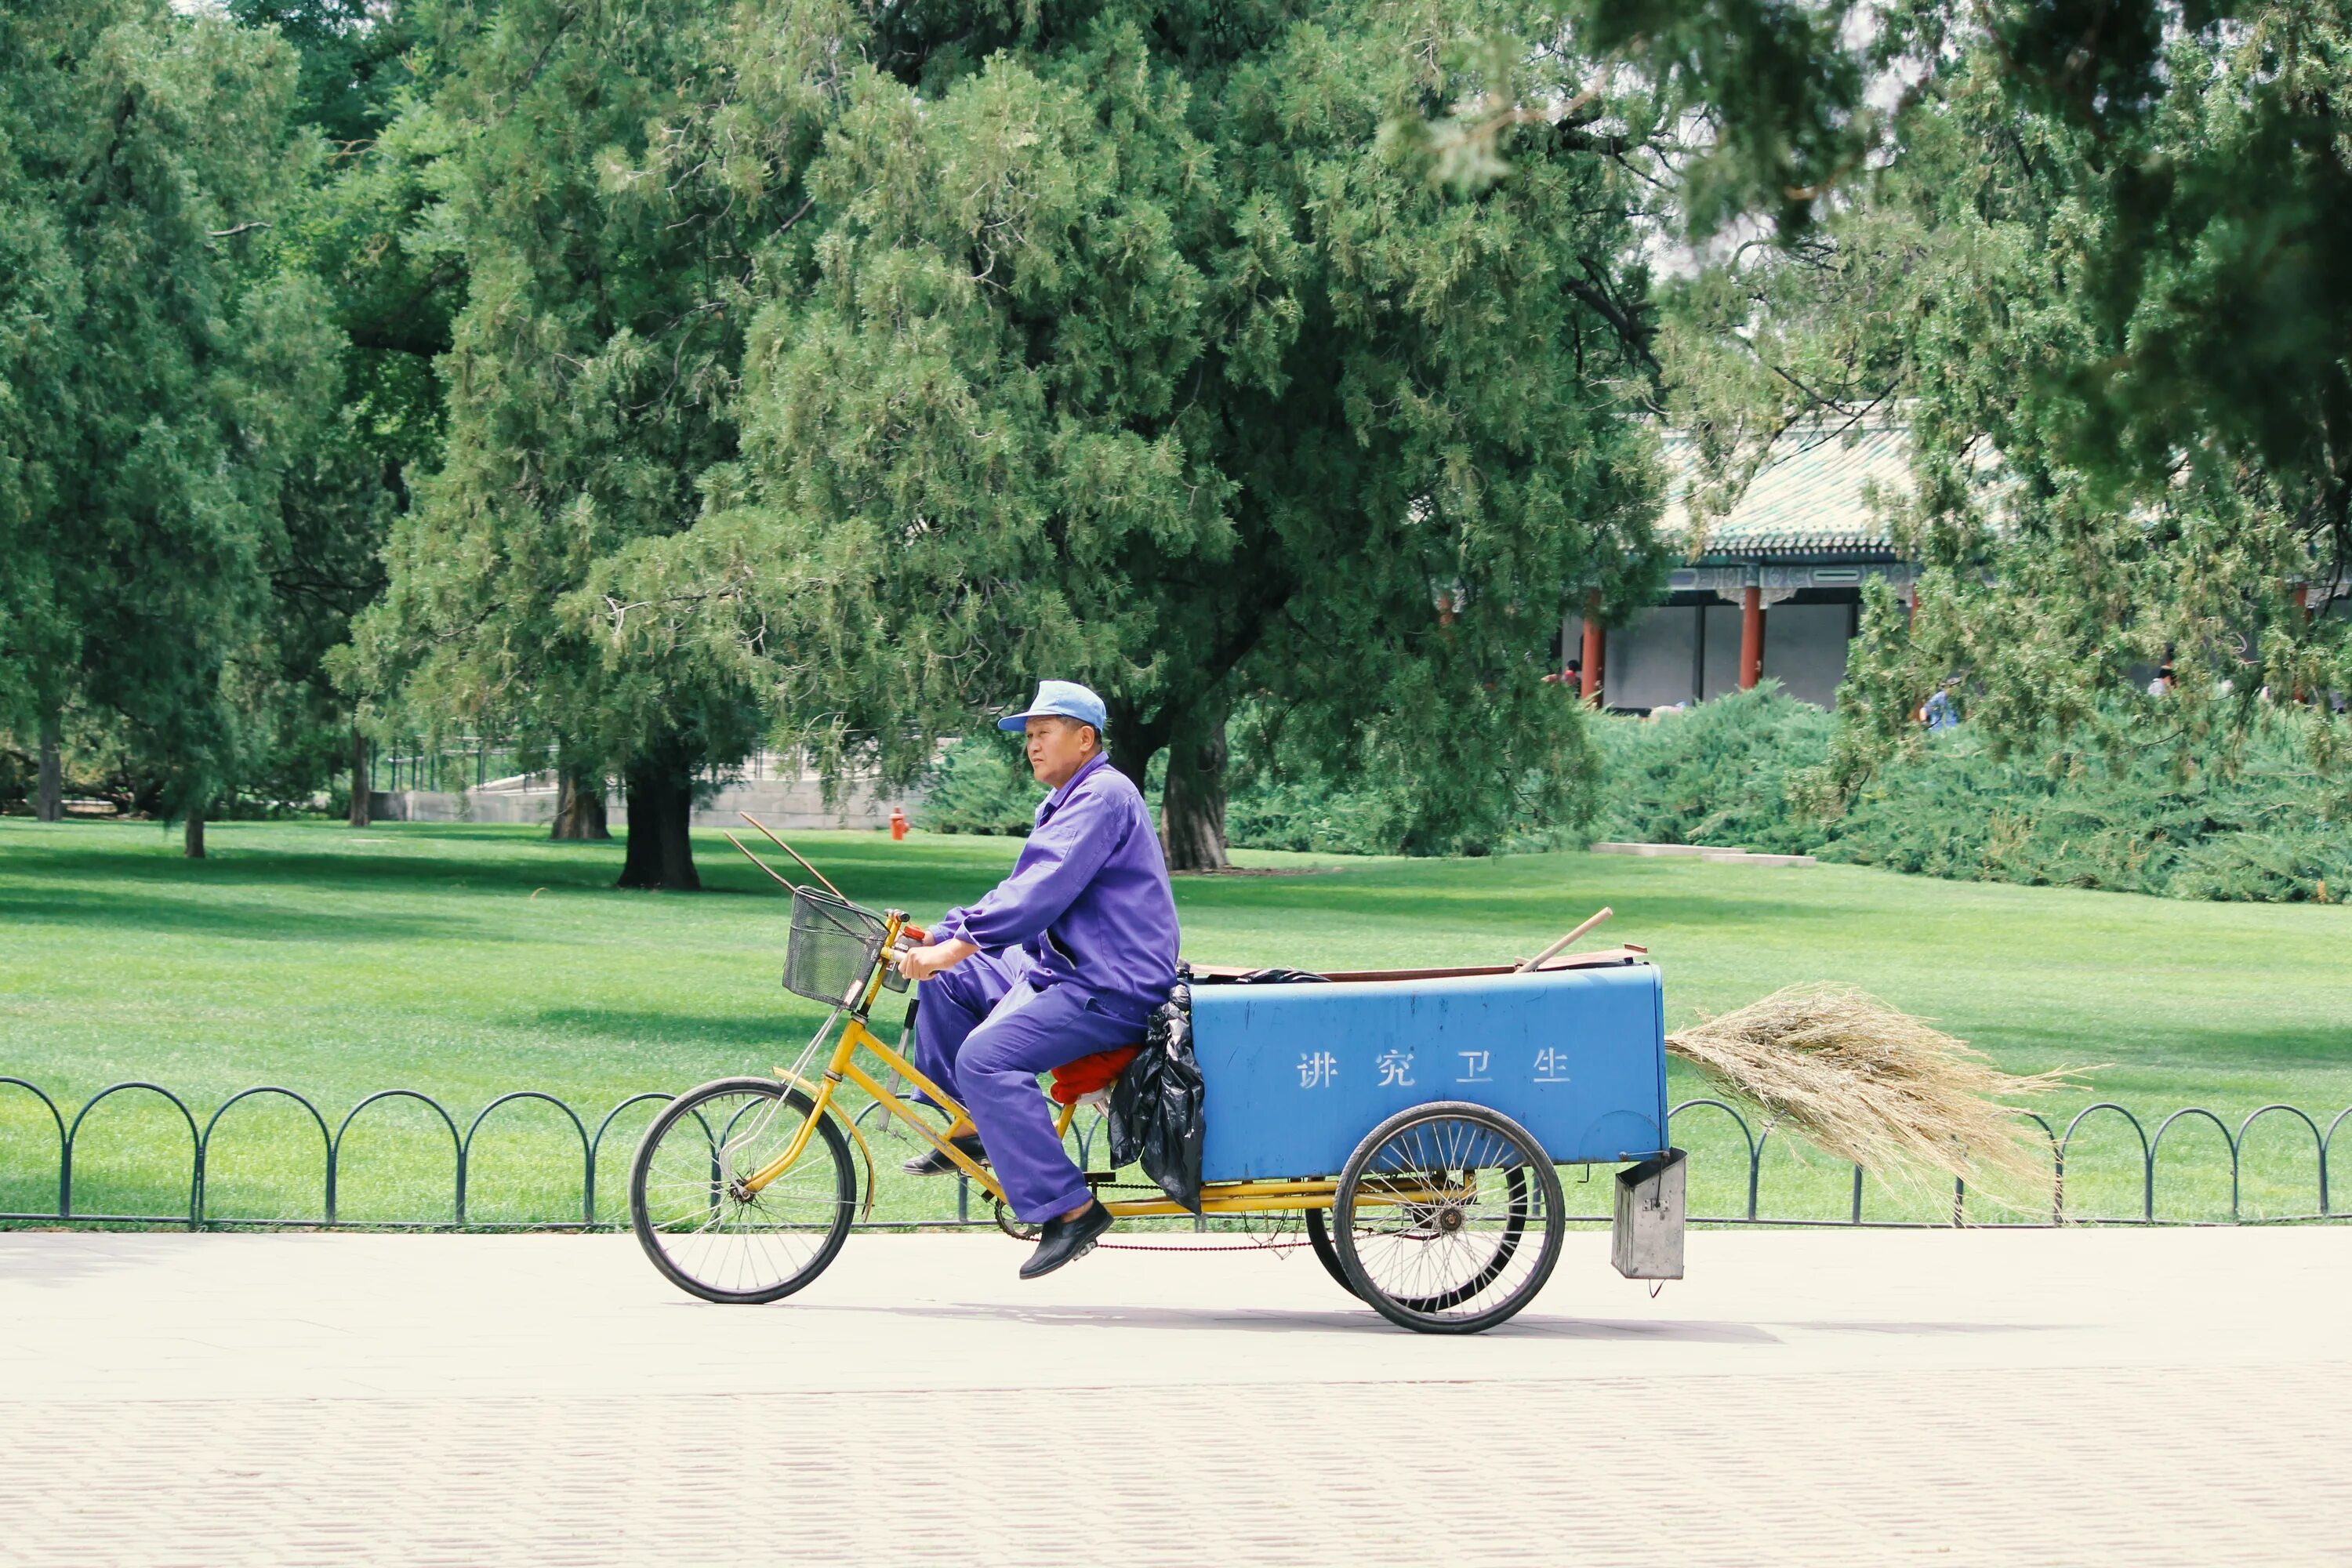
[2165,826,2352,902]
[913,733,1044,836]
[1587,684,1833,853]
[1817,719,2347,902]
[919,726,1406,854]
[1224,772,1403,855]
[918,692,2346,904]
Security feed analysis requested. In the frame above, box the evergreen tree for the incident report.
[227,0,417,152]
[0,0,344,852]
[346,0,775,885]
[0,81,80,819]
[1504,0,2352,802]
[234,0,449,827]
[579,0,1668,865]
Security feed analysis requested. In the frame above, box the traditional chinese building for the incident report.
[1566,423,1918,711]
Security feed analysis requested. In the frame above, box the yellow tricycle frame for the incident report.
[738,908,1343,1221]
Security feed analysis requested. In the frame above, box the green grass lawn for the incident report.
[3,817,2347,1229]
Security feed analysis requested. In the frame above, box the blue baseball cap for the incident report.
[998,679,1109,736]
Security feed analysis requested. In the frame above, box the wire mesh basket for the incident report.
[783,887,889,1007]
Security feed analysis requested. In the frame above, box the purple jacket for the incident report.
[933,752,1181,1023]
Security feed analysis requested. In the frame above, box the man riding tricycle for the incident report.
[630,679,2049,1334]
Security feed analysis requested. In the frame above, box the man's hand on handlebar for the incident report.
[893,936,978,983]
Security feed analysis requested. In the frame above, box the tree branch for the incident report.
[1562,272,1661,379]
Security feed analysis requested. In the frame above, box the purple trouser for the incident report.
[912,948,1145,1223]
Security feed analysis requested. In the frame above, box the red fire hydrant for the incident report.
[889,805,908,842]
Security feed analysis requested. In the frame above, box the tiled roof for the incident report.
[1661,423,1911,559]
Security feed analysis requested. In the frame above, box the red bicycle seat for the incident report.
[1048,1046,1140,1105]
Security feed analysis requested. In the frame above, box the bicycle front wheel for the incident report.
[629,1077,855,1305]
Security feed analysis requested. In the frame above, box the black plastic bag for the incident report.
[1109,982,1204,1214]
[1189,967,1330,986]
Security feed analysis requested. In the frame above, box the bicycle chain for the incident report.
[1098,1237,1315,1253]
[1089,1185,1316,1253]
[1000,1179,1323,1252]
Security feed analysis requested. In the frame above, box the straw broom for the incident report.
[1514,913,2076,1190]
[1665,983,2085,1192]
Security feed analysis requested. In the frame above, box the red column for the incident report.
[1579,592,1604,702]
[1739,586,1764,690]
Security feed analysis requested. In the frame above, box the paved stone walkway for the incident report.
[2,1226,2346,1566]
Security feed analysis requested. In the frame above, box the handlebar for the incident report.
[880,918,929,993]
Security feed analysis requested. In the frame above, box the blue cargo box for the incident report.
[1189,964,1668,1183]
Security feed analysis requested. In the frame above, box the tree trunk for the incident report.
[183,796,206,859]
[552,756,611,840]
[1104,697,1174,801]
[1160,702,1230,872]
[347,726,372,828]
[618,750,699,890]
[36,719,62,822]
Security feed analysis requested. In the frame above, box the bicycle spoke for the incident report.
[630,1082,855,1304]
[1339,1109,1559,1328]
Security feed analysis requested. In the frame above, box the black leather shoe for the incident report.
[1019,1200,1112,1279]
[902,1131,987,1175]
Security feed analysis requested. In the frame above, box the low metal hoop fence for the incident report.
[0,1076,2343,1231]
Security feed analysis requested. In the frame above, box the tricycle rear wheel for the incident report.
[1333,1102,1563,1334]
[1304,1209,1361,1300]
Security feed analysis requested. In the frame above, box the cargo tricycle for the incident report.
[629,887,1688,1335]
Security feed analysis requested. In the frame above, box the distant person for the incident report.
[1543,658,1584,688]
[1922,680,1959,731]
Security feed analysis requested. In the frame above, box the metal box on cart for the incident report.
[1188,964,1672,1181]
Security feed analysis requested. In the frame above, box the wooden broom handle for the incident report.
[722,830,800,892]
[1515,907,1613,972]
[740,811,849,902]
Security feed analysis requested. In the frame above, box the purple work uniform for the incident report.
[915,751,1181,1222]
